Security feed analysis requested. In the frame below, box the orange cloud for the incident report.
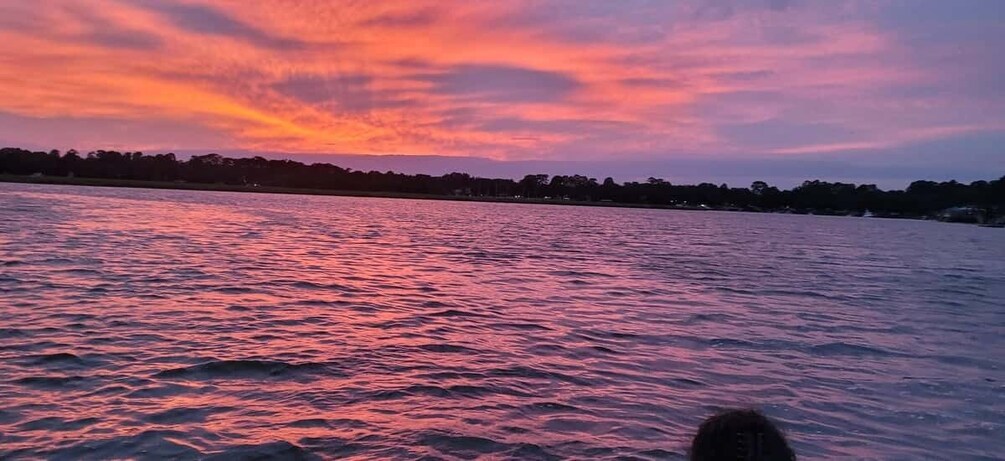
[0,0,1000,161]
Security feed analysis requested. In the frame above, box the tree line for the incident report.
[2,147,1002,219]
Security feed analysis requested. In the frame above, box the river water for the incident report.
[0,183,1002,460]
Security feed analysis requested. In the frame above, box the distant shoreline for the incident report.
[0,174,690,211]
[3,173,981,225]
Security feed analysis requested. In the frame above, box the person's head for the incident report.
[690,409,795,461]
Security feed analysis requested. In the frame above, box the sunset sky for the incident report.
[0,0,1002,186]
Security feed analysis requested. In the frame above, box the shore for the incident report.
[1,174,992,225]
[0,174,684,211]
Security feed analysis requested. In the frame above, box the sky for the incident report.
[0,0,1002,187]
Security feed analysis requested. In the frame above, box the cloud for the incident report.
[693,0,736,21]
[0,0,999,181]
[766,0,793,12]
[273,73,415,113]
[718,119,861,150]
[713,70,775,83]
[83,26,163,51]
[359,8,438,27]
[132,0,306,50]
[274,74,371,104]
[0,111,232,152]
[0,2,162,51]
[72,5,164,51]
[476,117,634,134]
[620,77,686,88]
[416,64,582,103]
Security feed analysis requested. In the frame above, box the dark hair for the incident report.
[690,409,796,461]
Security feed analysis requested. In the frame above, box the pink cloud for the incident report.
[0,0,999,170]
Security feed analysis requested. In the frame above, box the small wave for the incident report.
[273,316,328,326]
[293,299,343,307]
[578,329,642,340]
[153,359,335,381]
[145,406,234,424]
[542,417,604,433]
[39,257,76,265]
[0,327,27,337]
[32,352,82,363]
[368,383,526,402]
[528,343,568,354]
[204,441,319,460]
[349,303,379,312]
[369,384,452,401]
[86,384,130,396]
[48,312,97,321]
[639,448,682,459]
[0,409,22,424]
[251,333,282,341]
[210,286,259,294]
[549,270,613,278]
[669,377,706,387]
[412,370,481,381]
[488,366,593,386]
[522,401,583,414]
[287,280,359,292]
[18,416,100,432]
[708,337,788,351]
[713,286,758,295]
[683,312,732,324]
[14,375,88,389]
[419,432,558,459]
[415,343,474,353]
[809,342,897,357]
[125,383,199,399]
[42,429,202,459]
[25,352,96,368]
[607,331,643,339]
[3,204,46,212]
[592,345,619,354]
[0,340,67,352]
[494,322,553,331]
[56,268,102,275]
[418,433,509,455]
[427,309,487,318]
[107,319,136,327]
[762,288,840,300]
[288,418,331,428]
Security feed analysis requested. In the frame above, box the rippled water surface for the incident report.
[1,183,1003,460]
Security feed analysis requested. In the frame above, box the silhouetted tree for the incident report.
[1,146,1001,221]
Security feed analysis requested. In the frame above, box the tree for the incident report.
[1,145,1001,220]
[518,174,549,197]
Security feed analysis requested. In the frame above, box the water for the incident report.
[0,182,1002,460]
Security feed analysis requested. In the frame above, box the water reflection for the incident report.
[1,183,1003,459]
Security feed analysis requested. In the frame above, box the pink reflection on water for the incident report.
[1,185,1003,459]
